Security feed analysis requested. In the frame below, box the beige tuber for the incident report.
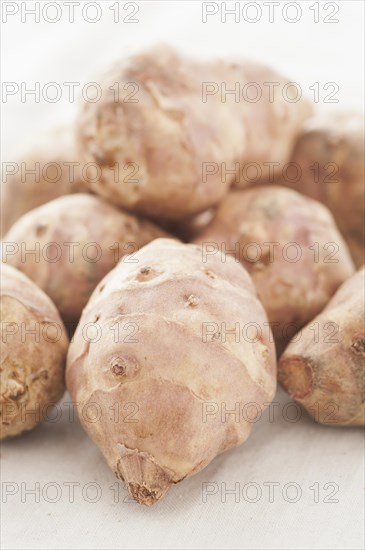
[1,264,69,438]
[289,111,364,267]
[66,238,277,505]
[1,127,86,236]
[76,46,312,220]
[193,186,355,353]
[279,266,365,426]
[3,194,169,326]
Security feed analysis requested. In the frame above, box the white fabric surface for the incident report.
[1,2,364,549]
[2,389,364,550]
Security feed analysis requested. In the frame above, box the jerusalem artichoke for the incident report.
[3,194,168,325]
[193,186,355,353]
[76,46,312,220]
[279,266,365,426]
[66,238,277,505]
[1,264,68,438]
[289,112,364,267]
[1,127,86,236]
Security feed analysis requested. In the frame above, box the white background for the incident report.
[1,1,364,549]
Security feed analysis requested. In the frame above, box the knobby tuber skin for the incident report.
[1,127,86,236]
[3,194,169,326]
[279,267,365,427]
[1,264,69,438]
[289,112,364,267]
[66,238,277,506]
[193,186,355,354]
[76,46,312,220]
